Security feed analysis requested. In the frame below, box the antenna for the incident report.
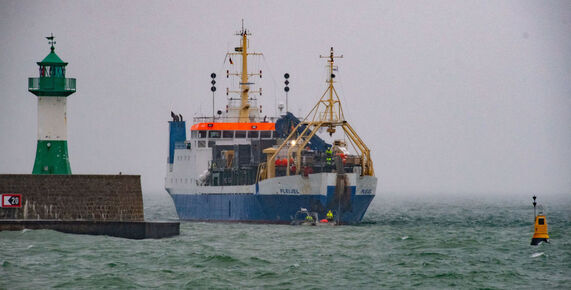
[237,19,250,36]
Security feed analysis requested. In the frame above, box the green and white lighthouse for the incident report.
[28,34,76,174]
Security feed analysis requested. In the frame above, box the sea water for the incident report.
[1,193,570,289]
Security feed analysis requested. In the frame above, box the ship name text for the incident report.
[279,188,300,194]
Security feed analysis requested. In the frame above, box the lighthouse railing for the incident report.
[28,77,76,95]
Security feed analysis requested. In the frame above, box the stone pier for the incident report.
[0,174,179,239]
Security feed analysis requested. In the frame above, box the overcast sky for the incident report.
[1,1,570,196]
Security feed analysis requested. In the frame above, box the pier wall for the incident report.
[0,220,179,239]
[0,174,144,221]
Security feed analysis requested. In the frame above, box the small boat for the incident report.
[291,208,319,226]
[291,208,336,226]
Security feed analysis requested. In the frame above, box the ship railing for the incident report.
[258,158,363,180]
[192,116,279,123]
[174,141,190,149]
[28,78,40,90]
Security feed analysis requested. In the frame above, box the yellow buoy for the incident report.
[531,195,549,246]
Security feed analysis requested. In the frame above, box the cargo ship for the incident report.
[165,25,377,224]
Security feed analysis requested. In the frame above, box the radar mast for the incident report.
[225,20,263,122]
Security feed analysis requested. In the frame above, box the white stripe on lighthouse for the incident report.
[37,96,67,140]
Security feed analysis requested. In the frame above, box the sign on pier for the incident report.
[1,194,22,208]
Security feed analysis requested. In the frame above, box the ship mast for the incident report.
[261,47,374,179]
[226,20,262,122]
[320,47,344,134]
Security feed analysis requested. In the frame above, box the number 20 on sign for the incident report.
[1,194,22,208]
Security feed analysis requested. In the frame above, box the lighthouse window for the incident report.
[54,67,63,77]
[538,218,544,225]
[235,131,247,138]
[198,131,207,138]
[260,131,272,139]
[41,66,51,77]
[222,131,234,138]
[248,131,259,138]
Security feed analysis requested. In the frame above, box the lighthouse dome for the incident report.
[38,49,67,66]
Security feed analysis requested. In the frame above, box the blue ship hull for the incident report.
[169,186,375,224]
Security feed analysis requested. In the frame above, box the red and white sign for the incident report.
[1,194,22,208]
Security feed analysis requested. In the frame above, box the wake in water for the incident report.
[530,252,544,258]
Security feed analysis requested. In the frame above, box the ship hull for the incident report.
[167,173,377,224]
[168,190,375,224]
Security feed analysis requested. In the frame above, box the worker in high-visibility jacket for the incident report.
[325,147,333,167]
[305,215,314,223]
[326,210,334,221]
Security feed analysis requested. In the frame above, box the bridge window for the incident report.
[198,141,206,148]
[209,131,221,138]
[198,131,207,138]
[235,131,246,138]
[248,131,259,138]
[260,131,272,139]
[222,131,234,138]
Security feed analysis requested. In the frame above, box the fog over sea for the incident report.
[1,193,569,289]
[1,1,570,288]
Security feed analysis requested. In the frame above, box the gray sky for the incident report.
[1,1,570,196]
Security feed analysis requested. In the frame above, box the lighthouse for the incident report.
[28,34,76,174]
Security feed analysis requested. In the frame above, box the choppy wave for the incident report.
[1,194,570,288]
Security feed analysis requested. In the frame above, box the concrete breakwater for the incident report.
[0,220,179,239]
[0,174,179,239]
